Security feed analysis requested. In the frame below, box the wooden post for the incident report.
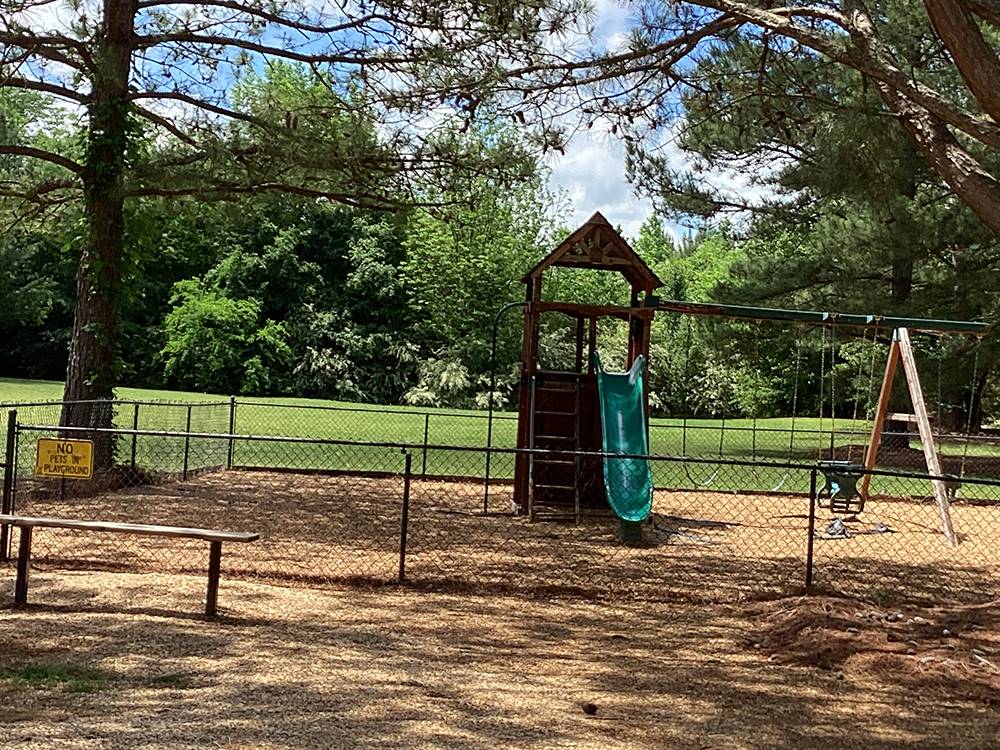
[574,377,581,525]
[861,329,957,546]
[627,313,636,365]
[896,328,957,546]
[529,276,542,369]
[528,375,537,523]
[205,540,222,617]
[574,316,585,373]
[15,526,32,606]
[587,317,597,374]
[861,337,900,498]
[627,285,640,366]
[1,410,16,561]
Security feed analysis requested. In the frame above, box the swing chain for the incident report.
[958,340,982,483]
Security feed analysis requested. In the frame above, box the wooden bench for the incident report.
[0,515,259,617]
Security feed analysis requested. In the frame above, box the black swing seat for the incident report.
[815,460,866,515]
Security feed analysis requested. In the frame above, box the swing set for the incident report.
[659,301,990,547]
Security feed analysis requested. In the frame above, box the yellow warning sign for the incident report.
[35,439,94,480]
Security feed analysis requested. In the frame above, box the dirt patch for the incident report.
[747,595,1000,705]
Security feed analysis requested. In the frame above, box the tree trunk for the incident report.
[879,418,912,455]
[60,0,137,468]
[924,0,1000,125]
[890,256,913,303]
[876,83,1000,238]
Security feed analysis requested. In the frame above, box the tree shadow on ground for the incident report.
[3,572,1000,749]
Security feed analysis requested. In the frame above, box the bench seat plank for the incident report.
[0,515,258,543]
[1,514,259,617]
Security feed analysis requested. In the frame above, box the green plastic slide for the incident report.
[594,353,654,524]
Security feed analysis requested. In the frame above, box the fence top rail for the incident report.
[660,422,1000,442]
[0,398,231,409]
[15,422,1000,488]
[235,398,518,421]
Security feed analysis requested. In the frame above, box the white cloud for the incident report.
[545,119,782,246]
[546,128,657,241]
[590,0,631,51]
[7,0,106,38]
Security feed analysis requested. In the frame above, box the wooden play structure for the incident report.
[512,212,662,522]
[481,213,991,546]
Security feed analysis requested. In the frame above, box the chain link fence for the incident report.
[2,399,999,605]
[230,400,1000,484]
[9,397,994,480]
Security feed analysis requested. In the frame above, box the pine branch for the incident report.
[0,76,89,103]
[135,0,383,36]
[124,181,460,211]
[0,29,91,71]
[130,91,272,128]
[0,145,82,173]
[135,31,425,66]
[686,0,1000,150]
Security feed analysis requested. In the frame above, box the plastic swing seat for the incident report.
[815,460,866,515]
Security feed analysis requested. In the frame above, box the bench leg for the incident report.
[205,540,222,617]
[14,526,32,606]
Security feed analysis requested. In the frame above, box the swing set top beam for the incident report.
[646,297,991,336]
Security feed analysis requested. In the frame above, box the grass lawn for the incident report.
[0,377,229,405]
[4,377,999,498]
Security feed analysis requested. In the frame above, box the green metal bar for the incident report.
[646,297,990,335]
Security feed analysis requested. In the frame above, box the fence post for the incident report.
[398,452,413,583]
[226,396,236,470]
[182,405,192,481]
[421,413,430,479]
[1,409,17,561]
[805,468,817,589]
[130,402,139,470]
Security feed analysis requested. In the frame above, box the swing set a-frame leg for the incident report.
[861,328,958,547]
[861,338,900,501]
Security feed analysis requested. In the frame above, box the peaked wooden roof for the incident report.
[524,211,663,292]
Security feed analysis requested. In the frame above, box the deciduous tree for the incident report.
[1,0,569,443]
